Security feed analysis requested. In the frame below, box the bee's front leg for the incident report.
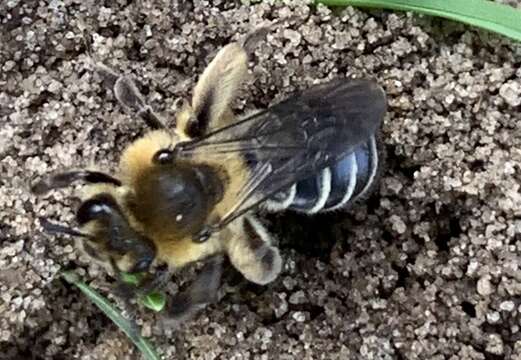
[224,215,282,285]
[162,255,223,327]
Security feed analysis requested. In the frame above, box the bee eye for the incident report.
[153,149,174,164]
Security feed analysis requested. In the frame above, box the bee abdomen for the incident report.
[265,136,379,214]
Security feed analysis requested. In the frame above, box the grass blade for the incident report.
[120,272,167,312]
[141,292,167,312]
[316,0,521,42]
[61,271,161,360]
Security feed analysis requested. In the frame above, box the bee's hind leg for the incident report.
[162,255,223,328]
[225,215,282,286]
[175,23,281,139]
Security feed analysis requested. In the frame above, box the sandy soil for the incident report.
[1,1,521,359]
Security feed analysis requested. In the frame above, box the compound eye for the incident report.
[153,149,175,165]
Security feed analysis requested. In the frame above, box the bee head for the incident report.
[130,151,223,238]
[74,194,157,274]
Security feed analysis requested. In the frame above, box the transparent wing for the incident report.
[175,78,387,232]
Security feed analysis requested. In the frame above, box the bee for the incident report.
[31,27,386,321]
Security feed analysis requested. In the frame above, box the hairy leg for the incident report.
[162,255,223,327]
[175,24,279,138]
[224,215,282,285]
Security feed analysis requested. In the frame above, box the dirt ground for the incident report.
[1,1,521,359]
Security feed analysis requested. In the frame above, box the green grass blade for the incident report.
[316,0,521,42]
[61,271,161,360]
[120,272,167,312]
[141,292,167,312]
[120,272,145,285]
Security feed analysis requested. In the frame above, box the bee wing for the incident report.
[176,78,386,230]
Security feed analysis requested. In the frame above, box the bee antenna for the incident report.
[38,217,92,239]
[30,170,121,195]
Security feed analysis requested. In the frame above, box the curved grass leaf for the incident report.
[141,292,167,312]
[120,272,145,286]
[61,271,161,360]
[316,0,521,42]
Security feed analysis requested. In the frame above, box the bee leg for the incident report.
[175,41,249,138]
[93,62,166,130]
[104,262,144,335]
[30,170,121,195]
[225,215,282,285]
[183,21,295,137]
[133,265,172,296]
[176,22,288,138]
[163,256,223,327]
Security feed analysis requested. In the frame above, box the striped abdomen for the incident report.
[264,136,380,214]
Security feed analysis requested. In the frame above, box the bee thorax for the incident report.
[130,163,222,237]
